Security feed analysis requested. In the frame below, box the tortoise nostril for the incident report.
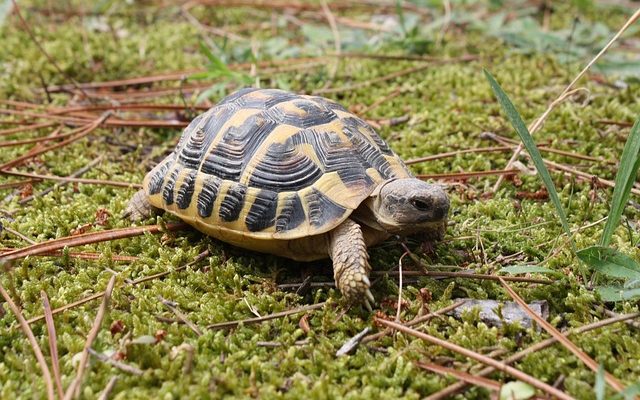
[411,199,431,211]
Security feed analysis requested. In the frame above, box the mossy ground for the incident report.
[1,1,639,399]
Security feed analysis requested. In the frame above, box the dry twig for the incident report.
[11,0,90,98]
[493,8,640,192]
[64,274,117,400]
[160,297,203,336]
[97,376,118,400]
[88,348,144,376]
[363,300,466,344]
[26,249,209,324]
[1,223,187,263]
[426,311,640,399]
[2,169,141,190]
[41,291,64,399]
[0,284,55,400]
[376,318,574,400]
[207,302,326,330]
[0,113,110,171]
[499,277,624,392]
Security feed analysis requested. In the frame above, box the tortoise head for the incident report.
[369,178,449,239]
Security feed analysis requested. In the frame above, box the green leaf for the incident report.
[595,364,606,400]
[596,286,640,302]
[576,246,640,280]
[600,117,640,247]
[500,381,535,400]
[0,0,12,27]
[618,382,640,400]
[596,60,640,77]
[395,0,407,36]
[483,69,576,252]
[199,41,231,74]
[301,24,334,46]
[499,265,559,275]
[195,83,228,104]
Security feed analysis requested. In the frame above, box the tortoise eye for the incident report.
[411,199,431,211]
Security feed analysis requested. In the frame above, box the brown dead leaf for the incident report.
[19,183,33,200]
[418,288,432,304]
[373,311,394,328]
[515,188,549,201]
[94,208,111,226]
[298,314,310,334]
[70,223,93,236]
[110,320,125,336]
[154,329,167,343]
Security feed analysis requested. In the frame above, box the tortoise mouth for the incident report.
[381,219,447,240]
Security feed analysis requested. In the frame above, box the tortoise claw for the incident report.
[365,289,375,305]
[363,298,373,312]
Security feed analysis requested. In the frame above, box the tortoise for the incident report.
[125,88,449,310]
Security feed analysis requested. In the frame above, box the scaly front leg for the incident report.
[329,218,375,311]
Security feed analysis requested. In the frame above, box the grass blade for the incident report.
[484,69,576,252]
[595,364,606,400]
[576,246,640,280]
[597,286,640,302]
[600,117,640,247]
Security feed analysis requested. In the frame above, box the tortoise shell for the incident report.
[143,88,412,240]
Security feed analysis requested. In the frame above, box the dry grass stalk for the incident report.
[40,57,323,93]
[0,113,110,171]
[18,156,105,204]
[0,121,57,137]
[0,249,138,262]
[362,300,467,344]
[498,277,625,392]
[405,146,511,164]
[160,297,203,336]
[320,0,341,83]
[417,169,520,180]
[88,348,144,376]
[0,283,55,400]
[426,311,640,399]
[11,0,90,99]
[0,223,187,263]
[1,226,37,244]
[376,318,575,400]
[2,170,141,190]
[493,8,640,192]
[26,250,210,324]
[313,64,433,95]
[484,131,640,196]
[183,0,431,15]
[0,179,38,190]
[41,291,64,400]
[396,252,408,322]
[417,362,502,392]
[207,302,326,330]
[374,269,551,284]
[64,274,117,400]
[481,132,615,164]
[97,376,118,400]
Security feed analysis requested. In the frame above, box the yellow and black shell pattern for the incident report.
[143,88,412,240]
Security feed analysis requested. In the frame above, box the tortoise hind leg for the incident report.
[328,218,375,311]
[124,189,160,221]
